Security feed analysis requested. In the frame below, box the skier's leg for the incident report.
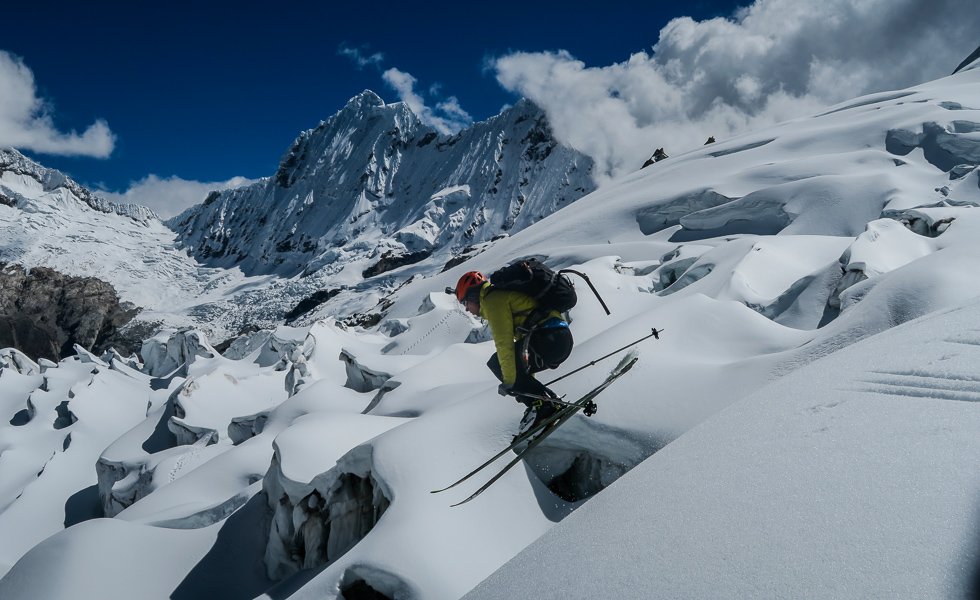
[487,349,537,406]
[510,328,573,433]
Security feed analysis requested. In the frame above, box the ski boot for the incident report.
[514,397,558,442]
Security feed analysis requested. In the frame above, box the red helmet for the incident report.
[455,271,487,302]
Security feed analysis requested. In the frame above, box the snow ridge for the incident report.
[0,149,158,224]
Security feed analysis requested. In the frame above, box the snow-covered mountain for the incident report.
[3,60,980,600]
[167,92,595,279]
[0,93,596,345]
[0,149,158,224]
[0,147,268,346]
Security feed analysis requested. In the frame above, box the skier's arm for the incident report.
[482,293,518,385]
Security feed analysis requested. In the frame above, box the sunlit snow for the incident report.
[2,65,980,599]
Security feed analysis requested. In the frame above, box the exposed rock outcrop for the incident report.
[0,263,140,361]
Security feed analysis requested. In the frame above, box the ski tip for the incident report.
[617,351,640,371]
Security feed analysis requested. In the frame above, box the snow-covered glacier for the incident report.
[3,60,980,600]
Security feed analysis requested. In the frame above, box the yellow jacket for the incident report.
[477,282,562,385]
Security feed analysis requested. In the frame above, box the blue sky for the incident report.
[2,0,977,217]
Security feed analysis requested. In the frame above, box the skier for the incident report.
[454,270,574,435]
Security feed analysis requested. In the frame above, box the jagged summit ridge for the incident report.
[0,148,158,224]
[167,92,596,278]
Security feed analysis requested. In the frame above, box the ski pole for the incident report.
[543,328,662,387]
[561,269,611,316]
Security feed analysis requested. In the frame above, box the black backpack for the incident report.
[488,258,610,320]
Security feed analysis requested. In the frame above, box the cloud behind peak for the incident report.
[491,0,980,180]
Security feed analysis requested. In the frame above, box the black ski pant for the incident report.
[487,327,573,406]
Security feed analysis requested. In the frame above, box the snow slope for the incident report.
[465,293,980,600]
[2,62,980,600]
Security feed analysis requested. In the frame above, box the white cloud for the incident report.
[100,174,258,220]
[0,50,116,158]
[338,44,473,135]
[382,68,474,135]
[338,44,385,70]
[491,0,980,180]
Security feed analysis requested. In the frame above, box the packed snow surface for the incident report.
[2,65,980,599]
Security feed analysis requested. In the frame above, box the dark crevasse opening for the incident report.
[341,579,393,600]
[546,452,630,503]
[53,400,76,429]
[527,447,631,503]
[525,424,666,504]
[337,565,407,600]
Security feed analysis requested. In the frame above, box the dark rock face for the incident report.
[641,148,669,169]
[954,44,980,75]
[0,263,140,361]
[284,288,344,324]
[361,249,433,279]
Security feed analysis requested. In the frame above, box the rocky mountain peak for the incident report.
[169,95,596,284]
[953,43,980,74]
[348,89,385,109]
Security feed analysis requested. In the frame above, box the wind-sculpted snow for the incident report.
[6,64,980,600]
[0,348,151,574]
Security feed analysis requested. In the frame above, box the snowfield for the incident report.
[466,294,980,599]
[2,63,980,599]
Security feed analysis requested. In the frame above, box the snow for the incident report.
[464,295,980,599]
[3,62,980,600]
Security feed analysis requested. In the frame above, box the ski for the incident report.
[429,392,576,495]
[444,355,639,506]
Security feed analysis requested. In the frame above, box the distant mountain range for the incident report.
[0,93,597,354]
[167,91,596,279]
[0,149,157,224]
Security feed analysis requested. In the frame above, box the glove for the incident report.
[497,383,515,396]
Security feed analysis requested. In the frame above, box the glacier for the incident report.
[2,60,980,600]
